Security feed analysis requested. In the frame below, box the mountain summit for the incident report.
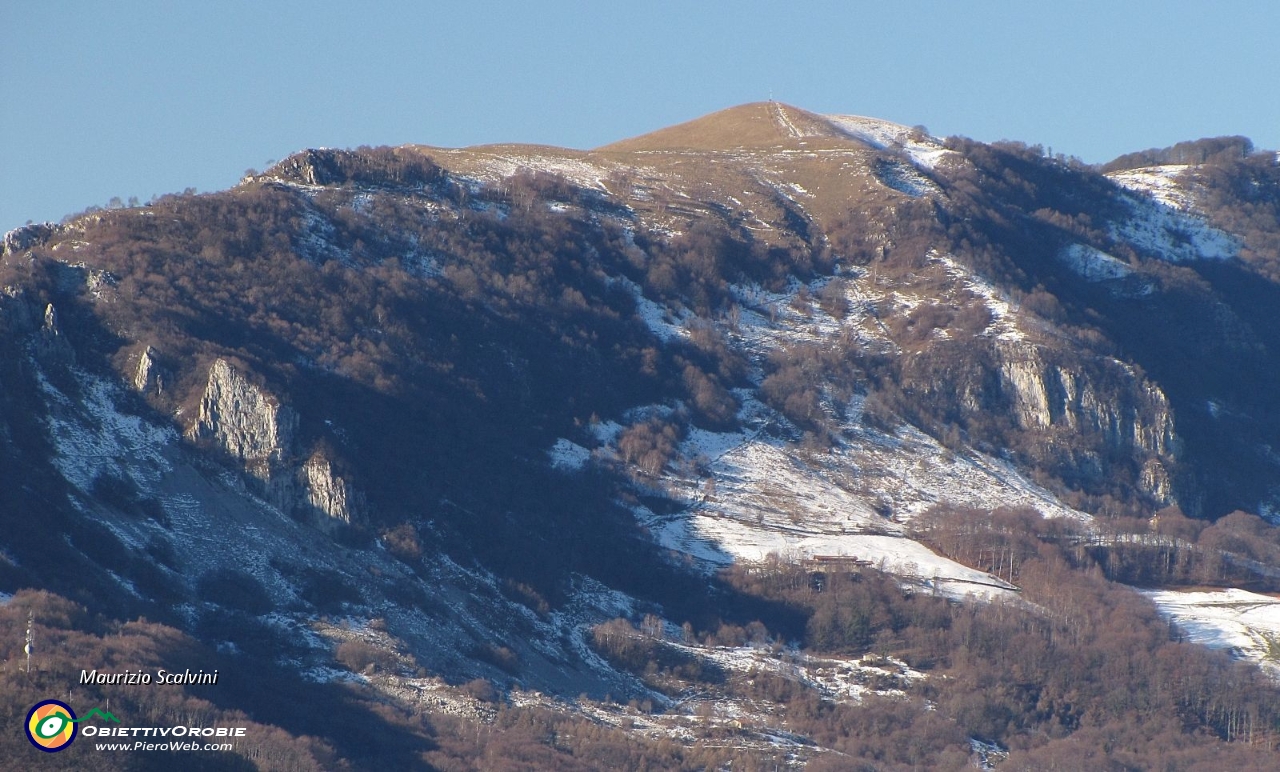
[600,101,858,151]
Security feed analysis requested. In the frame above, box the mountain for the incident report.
[5,103,1280,768]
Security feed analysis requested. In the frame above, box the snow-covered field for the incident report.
[503,640,927,760]
[1113,192,1238,263]
[642,421,1036,601]
[1144,588,1280,672]
[548,438,591,470]
[443,149,618,192]
[666,642,926,703]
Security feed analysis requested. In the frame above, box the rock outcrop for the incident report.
[300,452,362,530]
[1141,458,1175,505]
[191,359,296,476]
[997,342,1178,503]
[2,222,58,257]
[188,359,361,528]
[133,346,165,396]
[998,345,1175,456]
[34,303,75,365]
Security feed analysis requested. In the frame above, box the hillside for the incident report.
[5,103,1280,768]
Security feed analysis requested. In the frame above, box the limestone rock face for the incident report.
[1141,458,1175,505]
[998,345,1174,456]
[996,342,1178,503]
[133,346,164,396]
[274,150,326,186]
[2,222,57,257]
[34,303,75,365]
[300,453,362,529]
[190,359,296,481]
[188,359,362,528]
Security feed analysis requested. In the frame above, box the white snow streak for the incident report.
[823,115,953,170]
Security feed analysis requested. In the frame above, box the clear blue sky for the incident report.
[4,1,1278,233]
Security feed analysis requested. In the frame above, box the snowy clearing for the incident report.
[932,254,1024,341]
[1144,588,1280,673]
[1108,165,1193,210]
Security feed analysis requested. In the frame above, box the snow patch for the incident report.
[1144,588,1280,673]
[1106,170,1240,263]
[823,115,953,170]
[641,408,1076,599]
[1059,244,1133,282]
[971,738,1009,770]
[456,152,618,192]
[294,203,355,265]
[590,419,624,446]
[683,514,1017,601]
[932,254,1024,341]
[1108,165,1193,210]
[548,438,591,471]
[666,641,925,703]
[39,373,177,493]
[769,102,804,139]
[875,158,940,198]
[617,277,689,342]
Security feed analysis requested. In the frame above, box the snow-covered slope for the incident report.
[822,115,953,170]
[1109,165,1194,210]
[579,254,1087,601]
[1144,588,1280,673]
[36,364,651,700]
[1107,165,1240,262]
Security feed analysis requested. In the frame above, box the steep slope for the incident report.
[4,102,1275,637]
[5,104,1280,766]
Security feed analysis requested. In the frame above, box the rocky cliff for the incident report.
[187,358,363,528]
[187,358,300,514]
[299,451,362,529]
[997,342,1178,503]
[190,359,295,474]
[132,345,163,395]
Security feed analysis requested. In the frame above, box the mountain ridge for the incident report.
[5,102,1280,768]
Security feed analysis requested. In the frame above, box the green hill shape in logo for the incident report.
[71,708,120,724]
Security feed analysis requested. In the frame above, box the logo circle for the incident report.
[25,700,77,753]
